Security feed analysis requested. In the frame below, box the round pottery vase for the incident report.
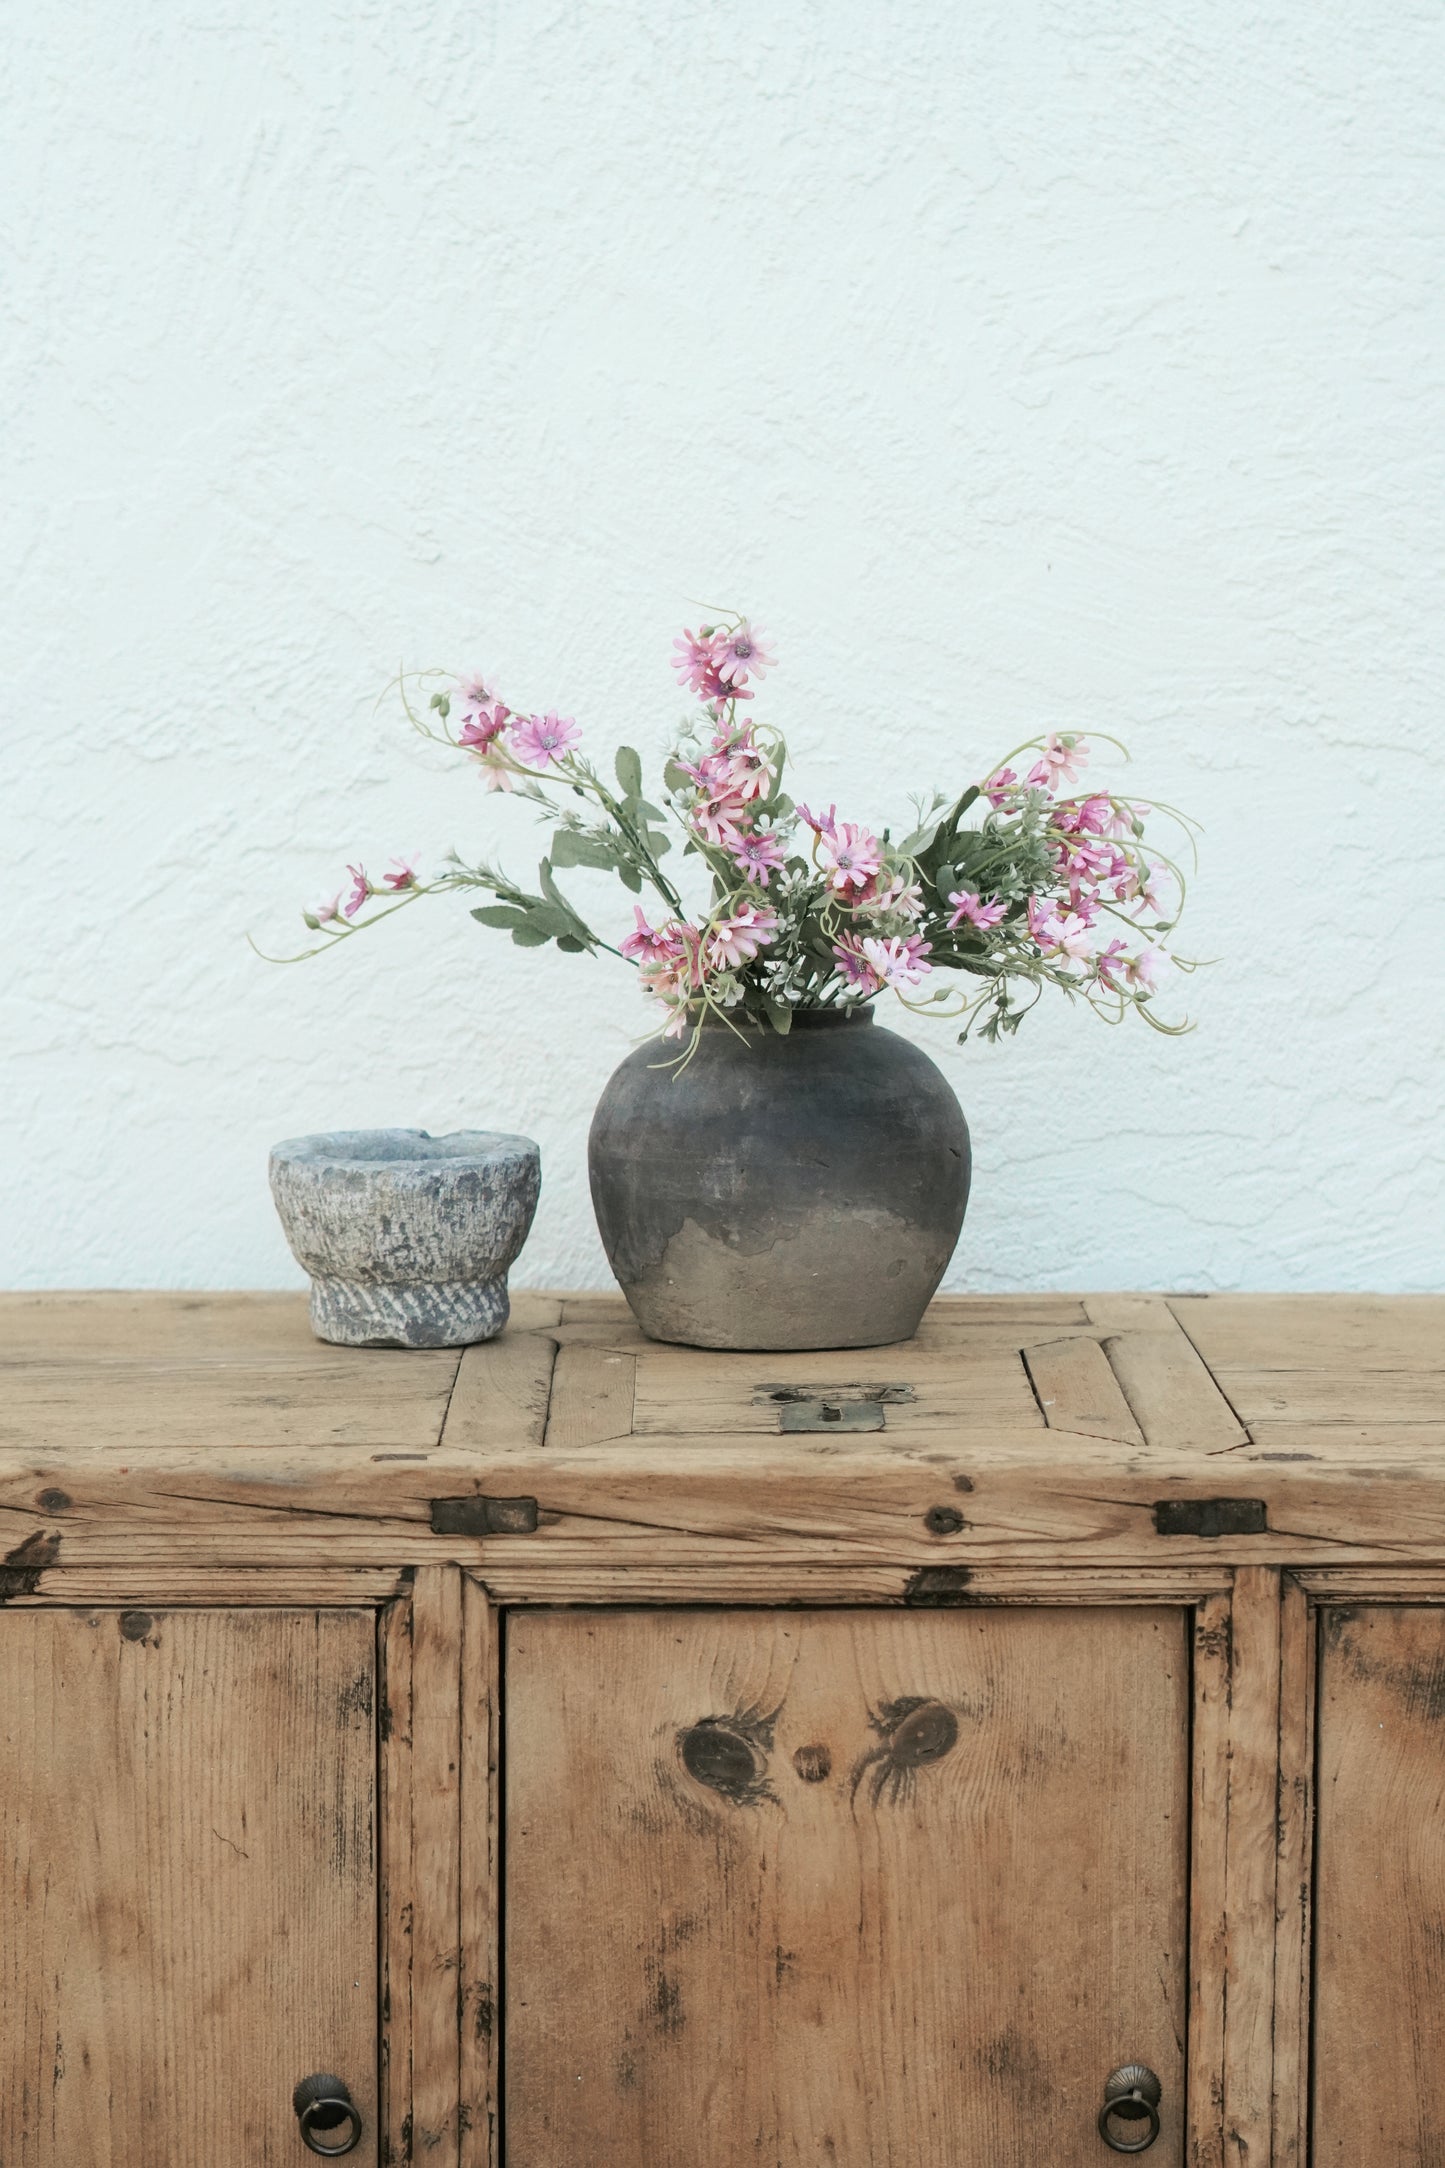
[588,1011,970,1351]
[269,1128,540,1349]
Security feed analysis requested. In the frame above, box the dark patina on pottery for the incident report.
[588,1010,970,1350]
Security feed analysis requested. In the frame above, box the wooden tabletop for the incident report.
[1,1290,1441,1580]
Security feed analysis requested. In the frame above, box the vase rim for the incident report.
[698,1005,876,1031]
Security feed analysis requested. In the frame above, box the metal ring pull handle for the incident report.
[293,2073,364,2157]
[1098,2063,1162,2152]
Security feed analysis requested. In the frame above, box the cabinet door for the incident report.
[1315,1605,1445,2164]
[0,1608,377,2167]
[506,1606,1188,2165]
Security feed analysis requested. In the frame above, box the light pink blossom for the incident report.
[671,628,726,696]
[1026,733,1089,792]
[705,905,780,971]
[640,925,704,1004]
[1034,910,1093,963]
[620,907,683,966]
[729,829,787,886]
[722,737,775,801]
[511,711,581,768]
[868,872,925,921]
[981,767,1020,808]
[796,801,837,837]
[1116,861,1167,916]
[817,819,882,893]
[859,933,933,989]
[478,753,516,793]
[311,890,344,925]
[690,791,748,849]
[946,889,1007,933]
[1123,945,1168,993]
[344,865,371,919]
[453,672,502,727]
[383,856,418,891]
[714,620,776,686]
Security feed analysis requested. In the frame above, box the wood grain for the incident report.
[409,1567,462,2162]
[1313,1605,1445,2165]
[458,1578,499,2168]
[1188,1593,1231,2168]
[543,1344,637,1446]
[505,1606,1189,2166]
[1272,1574,1314,2168]
[1023,1334,1145,1444]
[1220,1566,1280,2164]
[440,1331,556,1454]
[379,1592,414,2168]
[0,1607,377,2166]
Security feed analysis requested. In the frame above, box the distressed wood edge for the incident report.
[1189,1589,1230,2168]
[409,1566,463,2164]
[1273,1573,1314,2168]
[473,1563,1232,1606]
[0,1567,413,1606]
[1222,1565,1282,2165]
[459,1578,499,2168]
[380,1588,415,2167]
[1289,1567,1445,1599]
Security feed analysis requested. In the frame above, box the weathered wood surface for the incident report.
[1313,1605,1445,2165]
[505,1605,1189,2166]
[2,1291,1441,1569]
[0,1607,377,2166]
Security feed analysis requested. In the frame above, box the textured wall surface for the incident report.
[4,1,1442,1295]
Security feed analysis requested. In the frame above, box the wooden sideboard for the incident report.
[1,1289,1443,2165]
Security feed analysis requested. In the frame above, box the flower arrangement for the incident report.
[282,612,1195,1053]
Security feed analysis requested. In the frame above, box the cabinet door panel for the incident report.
[0,1608,377,2167]
[506,1606,1187,2166]
[1315,1605,1445,2164]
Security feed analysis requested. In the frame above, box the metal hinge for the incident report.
[429,1494,539,1536]
[1153,1497,1268,1538]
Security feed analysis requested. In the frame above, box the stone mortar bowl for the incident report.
[269,1129,541,1348]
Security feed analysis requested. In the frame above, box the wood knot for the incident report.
[679,1719,766,1803]
[792,1743,832,1783]
[888,1700,958,1768]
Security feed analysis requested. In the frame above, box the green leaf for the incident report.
[555,933,588,953]
[510,923,551,947]
[471,904,530,928]
[615,746,644,798]
[619,864,642,892]
[646,828,672,857]
[764,998,793,1036]
[663,758,692,793]
[551,830,621,871]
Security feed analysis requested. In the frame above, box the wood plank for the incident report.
[1023,1335,1145,1444]
[1173,1292,1445,1374]
[1210,1367,1445,1426]
[1313,1605,1445,2164]
[0,1567,407,1605]
[379,1591,414,2168]
[0,1287,563,1355]
[628,1345,1048,1438]
[543,1345,638,1446]
[458,1579,498,2168]
[1221,1566,1280,2164]
[1084,1298,1249,1454]
[1188,1592,1230,2168]
[506,1606,1189,2166]
[409,1567,461,2162]
[1272,1574,1313,2168]
[475,1562,1228,1606]
[0,1353,459,1451]
[440,1330,557,1453]
[0,1607,377,2166]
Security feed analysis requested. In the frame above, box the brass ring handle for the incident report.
[1098,2063,1162,2153]
[293,2073,364,2156]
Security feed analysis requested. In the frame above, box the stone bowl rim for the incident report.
[270,1127,540,1177]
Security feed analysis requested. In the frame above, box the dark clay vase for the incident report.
[588,1009,970,1350]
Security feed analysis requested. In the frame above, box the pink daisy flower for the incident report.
[729,829,786,886]
[705,905,780,971]
[511,711,581,769]
[1026,733,1089,792]
[671,628,726,697]
[946,889,1007,933]
[817,820,882,893]
[832,935,879,992]
[1095,938,1130,991]
[796,801,837,838]
[859,933,933,989]
[981,767,1020,808]
[383,856,418,891]
[453,672,501,727]
[714,620,776,686]
[620,907,683,966]
[690,792,748,849]
[459,707,509,751]
[1124,945,1168,993]
[343,865,371,919]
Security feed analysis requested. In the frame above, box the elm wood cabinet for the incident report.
[0,1291,1443,2166]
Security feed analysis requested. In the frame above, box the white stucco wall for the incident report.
[4,1,1442,1295]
